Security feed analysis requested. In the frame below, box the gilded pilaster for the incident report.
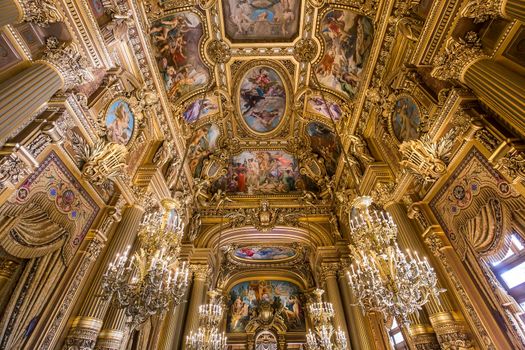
[0,0,22,27]
[320,262,349,343]
[181,264,209,347]
[64,204,144,350]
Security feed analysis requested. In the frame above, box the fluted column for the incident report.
[0,38,91,145]
[182,264,209,347]
[64,204,144,350]
[0,0,22,27]
[431,36,525,138]
[320,263,349,344]
[337,266,374,350]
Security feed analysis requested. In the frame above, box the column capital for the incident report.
[431,34,487,82]
[37,37,93,90]
[63,316,103,350]
[461,0,504,23]
[321,262,340,279]
[17,0,63,25]
[429,312,474,349]
[191,264,210,281]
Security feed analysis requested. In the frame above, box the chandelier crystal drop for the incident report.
[344,196,444,324]
[101,199,190,327]
[306,289,348,350]
[187,290,227,350]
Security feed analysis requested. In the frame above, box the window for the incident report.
[491,234,525,314]
[388,319,408,350]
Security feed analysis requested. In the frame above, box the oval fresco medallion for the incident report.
[239,66,286,134]
[391,96,421,142]
[105,99,134,145]
[234,246,296,261]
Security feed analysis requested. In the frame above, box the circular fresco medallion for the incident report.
[105,99,135,145]
[238,65,287,134]
[233,246,296,261]
[391,96,421,142]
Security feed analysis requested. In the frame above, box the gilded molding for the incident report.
[16,0,63,25]
[461,0,504,23]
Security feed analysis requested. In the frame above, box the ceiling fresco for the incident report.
[143,2,377,201]
[221,0,302,43]
[233,246,296,261]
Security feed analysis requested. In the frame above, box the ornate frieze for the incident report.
[17,0,63,26]
[495,149,525,184]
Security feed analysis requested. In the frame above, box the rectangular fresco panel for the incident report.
[226,150,301,194]
[222,0,301,42]
[316,10,374,98]
[150,12,209,101]
[227,280,305,333]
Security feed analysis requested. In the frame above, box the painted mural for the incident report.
[317,10,374,98]
[391,96,421,141]
[150,12,209,101]
[234,246,296,260]
[182,96,219,123]
[306,96,343,121]
[222,0,301,42]
[105,99,134,145]
[226,150,302,194]
[306,122,341,176]
[239,66,286,133]
[188,124,220,177]
[227,280,305,333]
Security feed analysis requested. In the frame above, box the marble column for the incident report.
[0,39,91,145]
[158,284,191,350]
[0,0,22,27]
[321,263,349,345]
[64,204,145,350]
[181,264,209,347]
[431,37,525,138]
[337,267,374,350]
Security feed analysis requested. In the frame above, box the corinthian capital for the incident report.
[38,37,93,90]
[431,33,487,82]
[321,262,340,279]
[461,0,504,23]
[18,0,64,26]
[191,264,210,281]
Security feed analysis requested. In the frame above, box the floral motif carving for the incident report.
[496,150,525,183]
[206,40,231,64]
[225,200,303,232]
[293,38,317,63]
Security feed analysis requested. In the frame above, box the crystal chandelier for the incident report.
[186,290,227,350]
[344,196,444,324]
[306,289,348,350]
[101,198,190,327]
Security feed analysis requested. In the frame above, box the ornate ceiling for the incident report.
[139,0,385,208]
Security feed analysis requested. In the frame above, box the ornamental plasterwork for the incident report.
[461,0,504,23]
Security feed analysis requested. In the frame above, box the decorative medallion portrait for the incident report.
[391,96,421,141]
[221,0,301,43]
[306,96,343,121]
[316,10,374,98]
[150,12,209,101]
[306,122,341,176]
[183,96,220,123]
[226,150,301,194]
[105,99,134,145]
[234,246,296,261]
[227,280,305,333]
[239,66,286,134]
[188,124,220,177]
